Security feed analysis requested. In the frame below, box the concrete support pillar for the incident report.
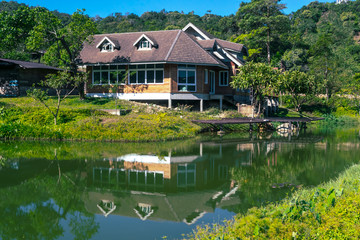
[200,99,204,112]
[219,98,223,111]
[168,98,172,109]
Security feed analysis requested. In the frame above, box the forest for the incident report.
[0,0,360,102]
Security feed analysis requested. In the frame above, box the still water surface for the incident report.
[0,128,359,239]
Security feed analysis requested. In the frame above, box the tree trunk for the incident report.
[78,82,85,100]
[266,5,271,64]
[267,29,271,64]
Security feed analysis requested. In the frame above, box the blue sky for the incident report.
[12,0,335,17]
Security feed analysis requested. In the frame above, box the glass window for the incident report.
[204,69,208,84]
[147,70,155,83]
[118,171,126,183]
[101,72,108,84]
[129,71,137,84]
[178,71,187,84]
[93,66,126,85]
[129,64,164,84]
[118,71,126,84]
[155,70,163,83]
[102,42,113,52]
[139,40,151,49]
[138,71,145,84]
[187,172,195,185]
[147,172,155,184]
[187,85,196,92]
[178,172,186,186]
[138,172,146,184]
[177,164,196,187]
[219,71,229,86]
[130,171,137,183]
[155,173,164,185]
[188,71,195,84]
[178,67,196,92]
[110,72,117,84]
[93,72,101,85]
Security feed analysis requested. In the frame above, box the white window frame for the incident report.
[128,64,164,85]
[128,169,164,186]
[92,65,126,85]
[138,39,151,50]
[177,164,196,187]
[101,42,114,52]
[219,71,229,86]
[209,70,215,94]
[204,69,208,84]
[177,65,197,92]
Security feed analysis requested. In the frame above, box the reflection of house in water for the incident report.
[83,143,248,224]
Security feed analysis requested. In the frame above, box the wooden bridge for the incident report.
[192,117,324,132]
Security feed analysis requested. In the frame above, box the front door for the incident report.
[210,71,215,94]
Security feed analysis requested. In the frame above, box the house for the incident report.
[79,23,248,110]
[0,58,61,96]
[336,0,349,4]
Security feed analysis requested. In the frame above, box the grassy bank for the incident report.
[1,95,359,142]
[0,97,203,142]
[189,164,360,239]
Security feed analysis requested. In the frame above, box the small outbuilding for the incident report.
[0,58,61,96]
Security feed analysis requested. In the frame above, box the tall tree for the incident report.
[234,0,290,64]
[26,8,96,99]
[309,33,335,100]
[0,6,37,60]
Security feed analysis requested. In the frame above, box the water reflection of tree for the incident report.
[229,138,360,214]
[0,157,99,240]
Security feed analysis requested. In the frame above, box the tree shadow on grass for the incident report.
[302,104,333,115]
[84,97,112,106]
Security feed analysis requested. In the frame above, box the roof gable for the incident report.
[166,31,226,68]
[133,34,158,48]
[182,23,215,40]
[96,36,120,49]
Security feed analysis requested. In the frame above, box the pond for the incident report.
[0,127,359,240]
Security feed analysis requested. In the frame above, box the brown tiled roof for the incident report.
[197,39,216,50]
[0,58,62,70]
[215,39,246,54]
[79,30,227,68]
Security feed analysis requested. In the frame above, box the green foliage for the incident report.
[231,61,281,114]
[235,0,291,64]
[280,70,316,112]
[190,164,360,240]
[27,71,85,125]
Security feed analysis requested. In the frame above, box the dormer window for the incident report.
[133,34,157,51]
[139,39,151,50]
[102,42,114,52]
[96,36,118,53]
